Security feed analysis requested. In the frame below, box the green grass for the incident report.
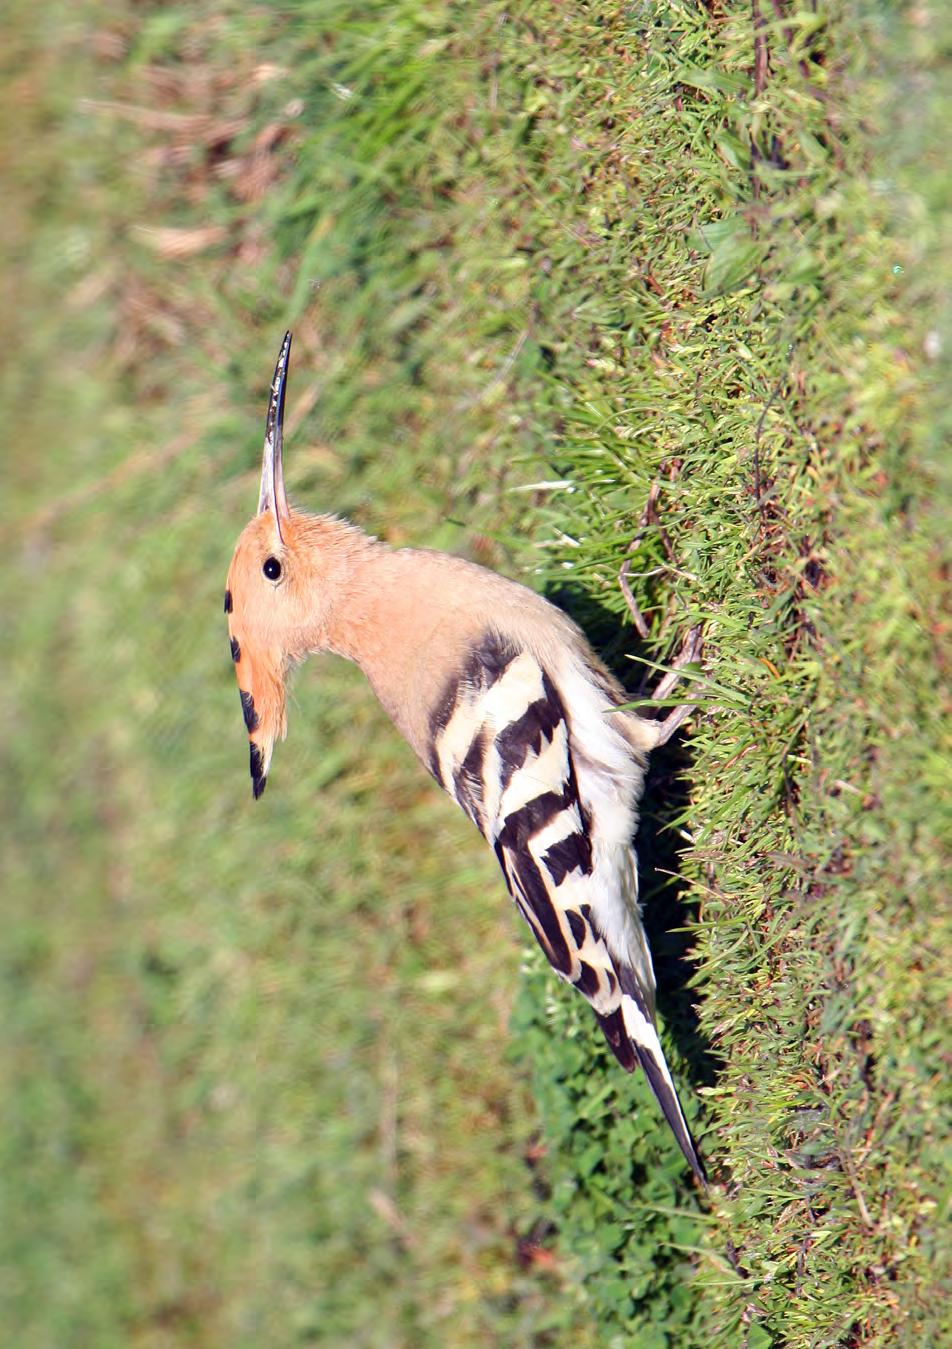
[2,1,948,1346]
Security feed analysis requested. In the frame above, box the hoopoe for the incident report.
[225,333,707,1185]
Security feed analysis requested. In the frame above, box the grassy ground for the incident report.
[2,1,948,1346]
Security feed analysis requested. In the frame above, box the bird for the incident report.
[224,332,707,1184]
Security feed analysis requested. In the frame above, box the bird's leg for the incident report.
[650,624,704,746]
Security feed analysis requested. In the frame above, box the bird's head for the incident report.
[224,332,319,799]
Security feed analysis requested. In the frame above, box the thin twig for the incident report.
[456,327,529,410]
[651,625,705,746]
[618,481,662,638]
[839,1150,875,1231]
[651,625,704,706]
[752,356,793,527]
[751,0,770,96]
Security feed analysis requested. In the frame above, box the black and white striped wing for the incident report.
[428,631,706,1184]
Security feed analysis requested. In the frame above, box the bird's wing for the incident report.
[427,631,706,1183]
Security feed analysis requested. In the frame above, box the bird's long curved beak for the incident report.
[258,331,292,542]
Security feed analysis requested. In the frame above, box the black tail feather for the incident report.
[634,1042,708,1187]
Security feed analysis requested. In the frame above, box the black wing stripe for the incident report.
[453,727,489,827]
[595,1006,637,1071]
[542,831,593,885]
[428,676,461,780]
[496,678,563,789]
[494,788,571,852]
[428,631,519,784]
[464,631,520,687]
[504,848,574,976]
[565,908,587,946]
[575,961,602,997]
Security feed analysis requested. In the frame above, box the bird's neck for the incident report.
[319,540,475,757]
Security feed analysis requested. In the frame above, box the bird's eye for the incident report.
[263,556,282,581]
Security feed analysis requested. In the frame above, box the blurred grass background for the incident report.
[1,1,948,1346]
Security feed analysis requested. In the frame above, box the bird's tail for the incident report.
[609,966,707,1186]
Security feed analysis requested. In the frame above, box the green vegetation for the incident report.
[2,1,947,1346]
